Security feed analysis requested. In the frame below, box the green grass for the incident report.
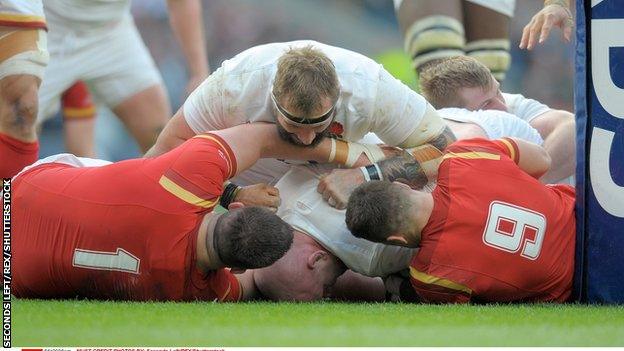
[13,299,624,346]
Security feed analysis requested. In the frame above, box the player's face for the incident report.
[273,94,336,147]
[254,250,344,301]
[276,120,331,147]
[310,254,344,300]
[457,76,508,112]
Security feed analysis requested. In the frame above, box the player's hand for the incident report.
[519,3,573,50]
[317,168,365,209]
[234,183,281,212]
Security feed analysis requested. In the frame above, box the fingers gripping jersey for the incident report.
[410,138,575,303]
[12,134,241,301]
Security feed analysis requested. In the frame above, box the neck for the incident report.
[407,192,435,246]
[196,212,224,273]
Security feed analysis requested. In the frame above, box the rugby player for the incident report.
[146,40,456,209]
[419,56,575,183]
[37,0,209,155]
[244,111,543,302]
[346,137,575,303]
[248,165,415,302]
[12,122,379,301]
[0,0,48,177]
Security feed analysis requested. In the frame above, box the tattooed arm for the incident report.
[317,125,456,209]
[377,126,455,188]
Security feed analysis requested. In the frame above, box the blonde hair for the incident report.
[273,45,340,116]
[419,56,493,109]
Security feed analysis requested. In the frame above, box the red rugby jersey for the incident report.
[12,134,241,301]
[410,138,575,303]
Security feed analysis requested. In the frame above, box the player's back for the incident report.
[12,136,233,300]
[412,138,576,303]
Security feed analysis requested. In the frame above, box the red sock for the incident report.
[0,132,39,178]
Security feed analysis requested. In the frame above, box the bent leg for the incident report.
[0,28,48,176]
[112,84,171,153]
[0,74,41,177]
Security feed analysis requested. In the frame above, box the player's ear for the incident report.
[307,250,328,269]
[228,202,245,210]
[386,234,409,247]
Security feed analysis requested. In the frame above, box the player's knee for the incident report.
[404,15,465,73]
[15,90,39,126]
[0,85,38,138]
[466,39,511,82]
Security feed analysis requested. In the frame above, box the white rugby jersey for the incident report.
[275,165,415,278]
[183,40,431,147]
[503,93,551,123]
[440,107,544,145]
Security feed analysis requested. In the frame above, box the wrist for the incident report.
[220,182,241,208]
[544,0,568,7]
[359,164,383,182]
[544,0,572,17]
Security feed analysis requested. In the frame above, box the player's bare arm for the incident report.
[210,123,399,174]
[379,126,455,187]
[507,137,552,179]
[529,110,576,183]
[145,109,195,157]
[166,0,209,95]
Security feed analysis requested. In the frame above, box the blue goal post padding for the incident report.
[574,0,624,304]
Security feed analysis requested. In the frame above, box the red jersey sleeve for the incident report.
[158,133,237,211]
[443,137,520,164]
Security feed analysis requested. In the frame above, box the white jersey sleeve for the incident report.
[275,166,415,277]
[503,93,551,123]
[440,108,543,145]
[368,68,430,146]
[182,67,228,133]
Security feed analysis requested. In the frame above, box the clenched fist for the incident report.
[235,183,281,212]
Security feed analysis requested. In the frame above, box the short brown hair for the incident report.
[346,181,413,243]
[214,207,293,269]
[273,45,340,116]
[419,56,493,109]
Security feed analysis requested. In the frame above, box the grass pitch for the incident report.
[13,299,624,346]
